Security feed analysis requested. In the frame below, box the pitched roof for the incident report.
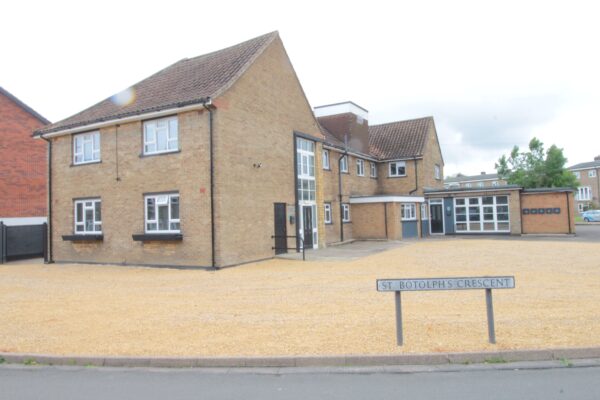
[35,31,279,136]
[568,160,600,170]
[0,86,50,124]
[445,173,500,184]
[368,116,433,160]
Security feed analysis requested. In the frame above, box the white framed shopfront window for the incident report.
[454,196,510,233]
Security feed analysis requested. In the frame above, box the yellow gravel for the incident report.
[1,239,599,357]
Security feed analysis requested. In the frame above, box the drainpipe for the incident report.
[202,99,217,270]
[338,135,349,243]
[566,191,572,234]
[40,135,53,263]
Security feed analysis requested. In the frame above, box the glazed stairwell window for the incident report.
[73,131,100,164]
[74,199,102,234]
[145,193,180,233]
[143,116,179,155]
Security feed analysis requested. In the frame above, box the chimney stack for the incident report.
[481,171,486,175]
[314,102,370,153]
[594,155,600,162]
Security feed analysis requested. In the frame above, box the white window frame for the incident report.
[578,203,585,213]
[324,203,332,224]
[389,161,406,177]
[477,182,485,188]
[370,162,377,178]
[340,155,348,173]
[589,170,597,178]
[342,203,350,222]
[574,171,581,179]
[73,131,100,165]
[401,203,417,221]
[143,116,179,156]
[356,159,365,176]
[577,186,592,201]
[454,196,510,233]
[420,203,428,220]
[74,198,102,234]
[144,193,180,233]
[434,164,441,180]
[492,181,499,187]
[322,149,330,170]
[464,183,472,188]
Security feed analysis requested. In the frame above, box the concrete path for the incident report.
[2,361,599,400]
[277,240,408,261]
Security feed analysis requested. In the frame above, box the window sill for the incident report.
[70,160,102,167]
[342,221,352,224]
[387,175,407,179]
[62,234,103,241]
[139,149,181,158]
[325,222,334,225]
[132,233,183,242]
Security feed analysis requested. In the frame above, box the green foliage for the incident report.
[24,358,38,366]
[0,356,5,364]
[560,358,573,367]
[496,138,579,189]
[484,357,507,364]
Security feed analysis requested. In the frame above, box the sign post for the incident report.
[377,276,515,345]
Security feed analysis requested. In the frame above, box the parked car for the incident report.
[582,210,600,222]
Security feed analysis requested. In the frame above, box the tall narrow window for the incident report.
[74,199,102,233]
[356,159,365,176]
[434,164,441,180]
[389,161,406,177]
[145,193,180,233]
[370,162,377,178]
[342,204,350,222]
[340,155,348,173]
[324,203,332,224]
[322,149,330,170]
[421,203,428,220]
[143,116,179,155]
[73,131,100,164]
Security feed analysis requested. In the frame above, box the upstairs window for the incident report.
[492,181,499,187]
[356,159,365,176]
[145,193,180,233]
[143,116,179,155]
[577,187,592,201]
[389,161,406,177]
[477,182,485,188]
[434,164,441,180]
[73,131,100,165]
[340,155,348,173]
[589,170,597,178]
[370,162,377,178]
[74,199,102,234]
[322,149,330,170]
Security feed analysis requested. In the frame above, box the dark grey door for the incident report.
[274,203,287,254]
[302,206,313,248]
[430,204,444,234]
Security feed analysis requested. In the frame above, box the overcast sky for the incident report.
[2,0,599,175]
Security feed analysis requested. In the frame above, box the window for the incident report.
[356,159,365,176]
[401,204,416,220]
[342,203,350,222]
[464,183,472,188]
[145,193,180,233]
[421,203,428,220]
[340,155,348,173]
[322,150,330,170]
[297,138,316,202]
[434,164,441,180]
[73,131,100,164]
[389,161,406,177]
[577,186,592,201]
[143,116,179,155]
[589,170,597,178]
[477,182,485,188]
[574,171,581,179]
[370,162,377,178]
[578,203,585,213]
[454,196,509,233]
[492,181,499,187]
[74,199,102,234]
[324,203,332,224]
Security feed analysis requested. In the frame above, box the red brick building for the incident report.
[0,87,49,225]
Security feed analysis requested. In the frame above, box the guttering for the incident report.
[350,196,425,204]
[34,102,210,139]
[202,100,217,270]
[322,144,378,162]
[39,136,53,263]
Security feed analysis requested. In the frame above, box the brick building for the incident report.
[444,172,507,189]
[569,157,600,213]
[34,32,575,268]
[0,87,49,226]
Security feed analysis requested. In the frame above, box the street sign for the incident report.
[377,276,515,346]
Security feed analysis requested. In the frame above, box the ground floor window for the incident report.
[342,203,350,222]
[324,203,332,224]
[454,195,509,233]
[420,203,428,220]
[74,198,101,233]
[578,203,588,213]
[401,203,416,220]
[145,193,180,233]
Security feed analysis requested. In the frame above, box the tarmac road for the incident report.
[1,362,599,400]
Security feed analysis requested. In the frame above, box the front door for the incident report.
[430,203,444,234]
[274,203,287,254]
[302,205,313,248]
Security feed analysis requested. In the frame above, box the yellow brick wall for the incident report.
[352,203,387,239]
[521,192,575,234]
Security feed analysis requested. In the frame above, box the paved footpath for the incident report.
[1,360,600,400]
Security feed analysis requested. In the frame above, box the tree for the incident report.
[495,137,579,189]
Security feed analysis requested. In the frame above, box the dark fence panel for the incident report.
[0,222,6,263]
[4,224,45,261]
